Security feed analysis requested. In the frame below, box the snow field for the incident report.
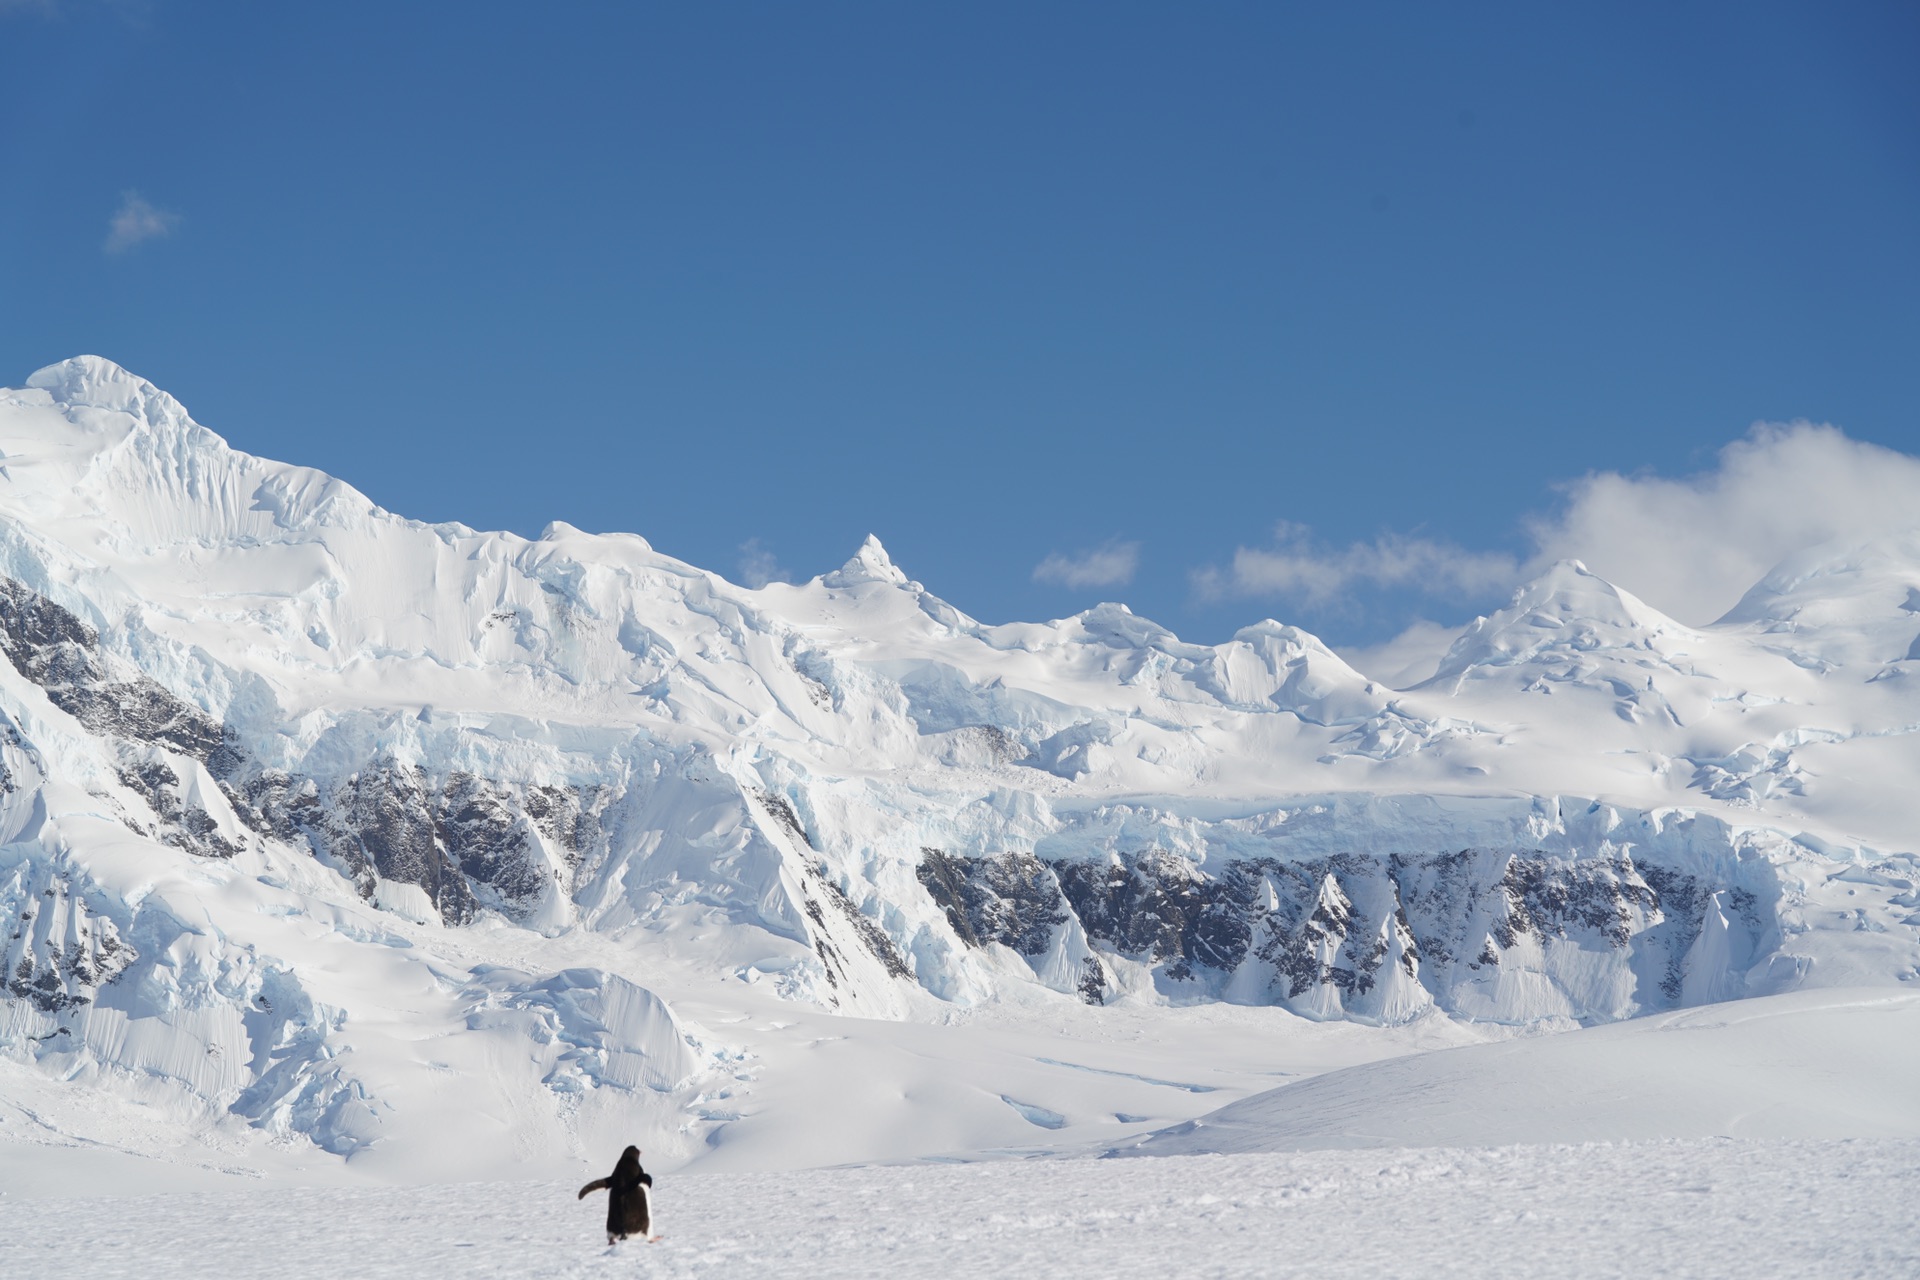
[2,1139,1914,1279]
[1123,989,1920,1158]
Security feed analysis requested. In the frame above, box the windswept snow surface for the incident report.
[2,1140,1914,1279]
[1,356,1919,1199]
[1119,988,1920,1157]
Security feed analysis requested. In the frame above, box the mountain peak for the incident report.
[1431,558,1684,681]
[1502,558,1646,616]
[22,355,202,449]
[1720,530,1920,621]
[27,355,164,413]
[823,534,909,589]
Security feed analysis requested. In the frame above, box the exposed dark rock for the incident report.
[924,845,1731,1014]
[1056,851,1271,979]
[916,848,982,947]
[0,719,26,795]
[116,759,238,858]
[1249,859,1430,1003]
[235,765,589,924]
[0,579,238,769]
[235,770,330,850]
[237,763,479,926]
[1498,851,1655,947]
[2,875,133,1013]
[1638,864,1758,1002]
[755,791,813,850]
[175,805,239,859]
[118,761,182,819]
[917,849,1066,956]
[437,772,550,907]
[815,873,912,980]
[759,795,914,991]
[1077,955,1109,1005]
[523,783,601,863]
[336,765,477,925]
[800,896,844,1005]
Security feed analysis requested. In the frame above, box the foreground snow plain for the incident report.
[5,989,1916,1276]
[4,1139,1914,1279]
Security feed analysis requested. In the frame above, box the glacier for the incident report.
[1,355,1918,1180]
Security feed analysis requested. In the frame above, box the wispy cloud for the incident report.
[1193,522,1517,608]
[1334,618,1462,688]
[1525,423,1920,623]
[1033,539,1140,590]
[1194,422,1920,628]
[104,191,179,254]
[737,537,791,588]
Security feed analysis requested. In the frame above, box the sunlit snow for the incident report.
[1,358,1916,1271]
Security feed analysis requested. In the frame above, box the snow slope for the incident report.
[1,356,1918,1184]
[8,993,1915,1278]
[1118,987,1920,1157]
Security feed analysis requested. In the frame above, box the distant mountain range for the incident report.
[1,356,1915,1176]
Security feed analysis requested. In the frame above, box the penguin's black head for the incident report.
[623,1145,641,1159]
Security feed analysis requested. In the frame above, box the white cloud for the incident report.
[104,191,178,254]
[737,538,791,588]
[1193,522,1518,608]
[1194,422,1920,628]
[1525,423,1920,624]
[1333,618,1463,689]
[1033,539,1140,590]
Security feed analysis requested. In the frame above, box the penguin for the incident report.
[577,1144,656,1245]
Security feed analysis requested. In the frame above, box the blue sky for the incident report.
[3,2,1917,655]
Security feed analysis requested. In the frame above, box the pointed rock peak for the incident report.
[823,534,909,589]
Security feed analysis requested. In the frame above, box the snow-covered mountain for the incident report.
[1,356,1917,1180]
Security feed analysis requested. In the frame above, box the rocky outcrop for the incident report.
[919,849,1068,955]
[753,793,914,1005]
[0,579,234,769]
[116,759,242,859]
[919,844,1747,1023]
[0,577,605,925]
[2,862,133,1014]
[234,763,603,927]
